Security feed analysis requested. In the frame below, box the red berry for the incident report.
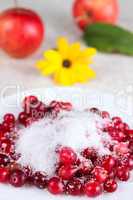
[92,166,108,183]
[58,165,77,180]
[4,113,15,124]
[116,166,130,181]
[0,154,10,166]
[90,108,101,115]
[59,147,77,165]
[0,139,13,154]
[84,180,103,197]
[2,121,14,133]
[33,171,47,189]
[104,179,117,193]
[0,167,9,183]
[102,155,116,172]
[78,159,93,176]
[48,177,64,195]
[112,117,122,124]
[101,111,110,119]
[66,178,83,195]
[9,169,26,187]
[111,130,127,142]
[81,148,97,160]
[18,112,32,127]
[59,102,72,111]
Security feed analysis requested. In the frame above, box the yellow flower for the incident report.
[36,37,96,86]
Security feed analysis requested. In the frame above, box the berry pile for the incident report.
[0,96,132,198]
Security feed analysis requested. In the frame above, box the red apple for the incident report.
[73,0,119,30]
[0,8,44,58]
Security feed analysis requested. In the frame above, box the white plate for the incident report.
[0,87,133,200]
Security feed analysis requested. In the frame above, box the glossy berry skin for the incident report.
[73,0,119,30]
[66,178,83,196]
[104,179,117,193]
[59,147,77,165]
[81,147,97,160]
[116,166,130,181]
[102,155,116,172]
[4,113,15,124]
[0,154,10,167]
[18,112,31,127]
[33,171,47,189]
[84,180,103,197]
[92,166,108,183]
[9,169,26,187]
[0,167,9,183]
[48,177,64,195]
[58,165,77,180]
[0,8,44,58]
[0,139,13,154]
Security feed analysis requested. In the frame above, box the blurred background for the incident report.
[0,0,133,95]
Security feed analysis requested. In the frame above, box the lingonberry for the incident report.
[66,178,83,195]
[84,180,103,197]
[112,117,122,125]
[33,171,47,189]
[104,178,117,193]
[58,165,77,180]
[9,169,26,187]
[59,147,77,165]
[78,159,93,176]
[92,166,108,183]
[0,167,9,183]
[102,155,116,172]
[48,177,64,195]
[116,166,130,181]
[18,112,32,127]
[2,121,14,133]
[4,113,15,124]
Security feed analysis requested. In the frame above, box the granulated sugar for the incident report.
[16,110,112,176]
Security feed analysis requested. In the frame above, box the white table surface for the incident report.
[0,0,133,96]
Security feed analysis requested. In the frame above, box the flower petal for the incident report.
[44,50,62,65]
[57,37,69,58]
[68,42,81,61]
[54,68,75,85]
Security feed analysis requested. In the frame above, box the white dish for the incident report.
[0,87,133,200]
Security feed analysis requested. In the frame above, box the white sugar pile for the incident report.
[16,110,112,176]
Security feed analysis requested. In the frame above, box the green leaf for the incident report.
[83,23,133,56]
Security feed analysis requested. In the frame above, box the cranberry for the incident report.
[114,143,129,155]
[59,102,72,111]
[59,147,77,165]
[2,121,14,133]
[48,177,64,195]
[112,117,122,125]
[58,165,77,180]
[4,113,15,124]
[90,108,101,115]
[0,167,9,183]
[81,148,97,160]
[116,166,130,181]
[104,179,117,193]
[9,169,26,187]
[110,129,126,142]
[84,180,103,197]
[126,130,133,140]
[101,111,110,119]
[0,139,13,154]
[0,154,10,166]
[18,112,32,127]
[78,159,93,176]
[66,178,83,195]
[92,166,108,183]
[102,155,116,172]
[33,171,47,189]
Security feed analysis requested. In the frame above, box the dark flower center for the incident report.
[62,59,72,68]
